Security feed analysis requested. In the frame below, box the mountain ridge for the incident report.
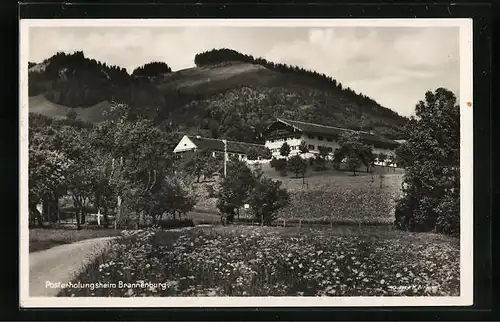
[28,50,408,142]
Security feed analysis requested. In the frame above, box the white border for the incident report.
[19,18,473,308]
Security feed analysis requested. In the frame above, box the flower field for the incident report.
[60,225,459,297]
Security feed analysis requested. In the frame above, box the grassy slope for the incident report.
[29,228,123,253]
[156,62,281,95]
[29,95,111,123]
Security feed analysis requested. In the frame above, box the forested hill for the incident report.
[194,48,391,114]
[28,50,408,142]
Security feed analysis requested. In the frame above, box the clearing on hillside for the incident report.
[29,95,111,123]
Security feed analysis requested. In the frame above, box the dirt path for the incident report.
[29,237,117,297]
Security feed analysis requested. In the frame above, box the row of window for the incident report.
[307,134,335,142]
[267,135,302,143]
[213,151,246,159]
[271,145,336,153]
[268,135,394,150]
[268,135,338,143]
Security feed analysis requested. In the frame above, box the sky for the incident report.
[28,26,460,117]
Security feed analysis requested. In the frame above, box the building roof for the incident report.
[187,136,267,154]
[274,118,399,147]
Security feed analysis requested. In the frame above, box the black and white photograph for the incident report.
[19,19,473,307]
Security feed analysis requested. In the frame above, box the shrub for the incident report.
[270,157,278,169]
[271,158,287,176]
[313,157,326,171]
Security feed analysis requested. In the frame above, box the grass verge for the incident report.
[29,228,123,253]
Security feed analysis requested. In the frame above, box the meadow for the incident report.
[190,165,404,225]
[59,225,459,297]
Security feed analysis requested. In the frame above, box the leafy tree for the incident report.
[280,142,291,158]
[337,132,363,175]
[395,143,412,168]
[260,147,273,160]
[299,140,309,155]
[185,149,219,183]
[394,88,460,236]
[346,152,362,175]
[359,147,376,173]
[63,127,96,229]
[97,102,180,228]
[246,147,259,161]
[132,174,196,224]
[216,159,255,222]
[378,152,387,165]
[316,146,330,171]
[334,131,375,175]
[87,148,117,227]
[332,148,343,170]
[247,172,290,226]
[287,154,307,178]
[28,147,73,226]
[29,113,98,227]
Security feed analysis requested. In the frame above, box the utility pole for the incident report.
[223,139,227,177]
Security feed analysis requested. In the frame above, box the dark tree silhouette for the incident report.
[132,62,173,77]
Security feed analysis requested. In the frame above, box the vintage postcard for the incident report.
[19,18,473,308]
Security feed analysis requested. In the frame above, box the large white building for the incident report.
[263,118,401,165]
[173,135,269,163]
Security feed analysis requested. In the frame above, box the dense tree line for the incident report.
[132,62,172,77]
[194,48,404,121]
